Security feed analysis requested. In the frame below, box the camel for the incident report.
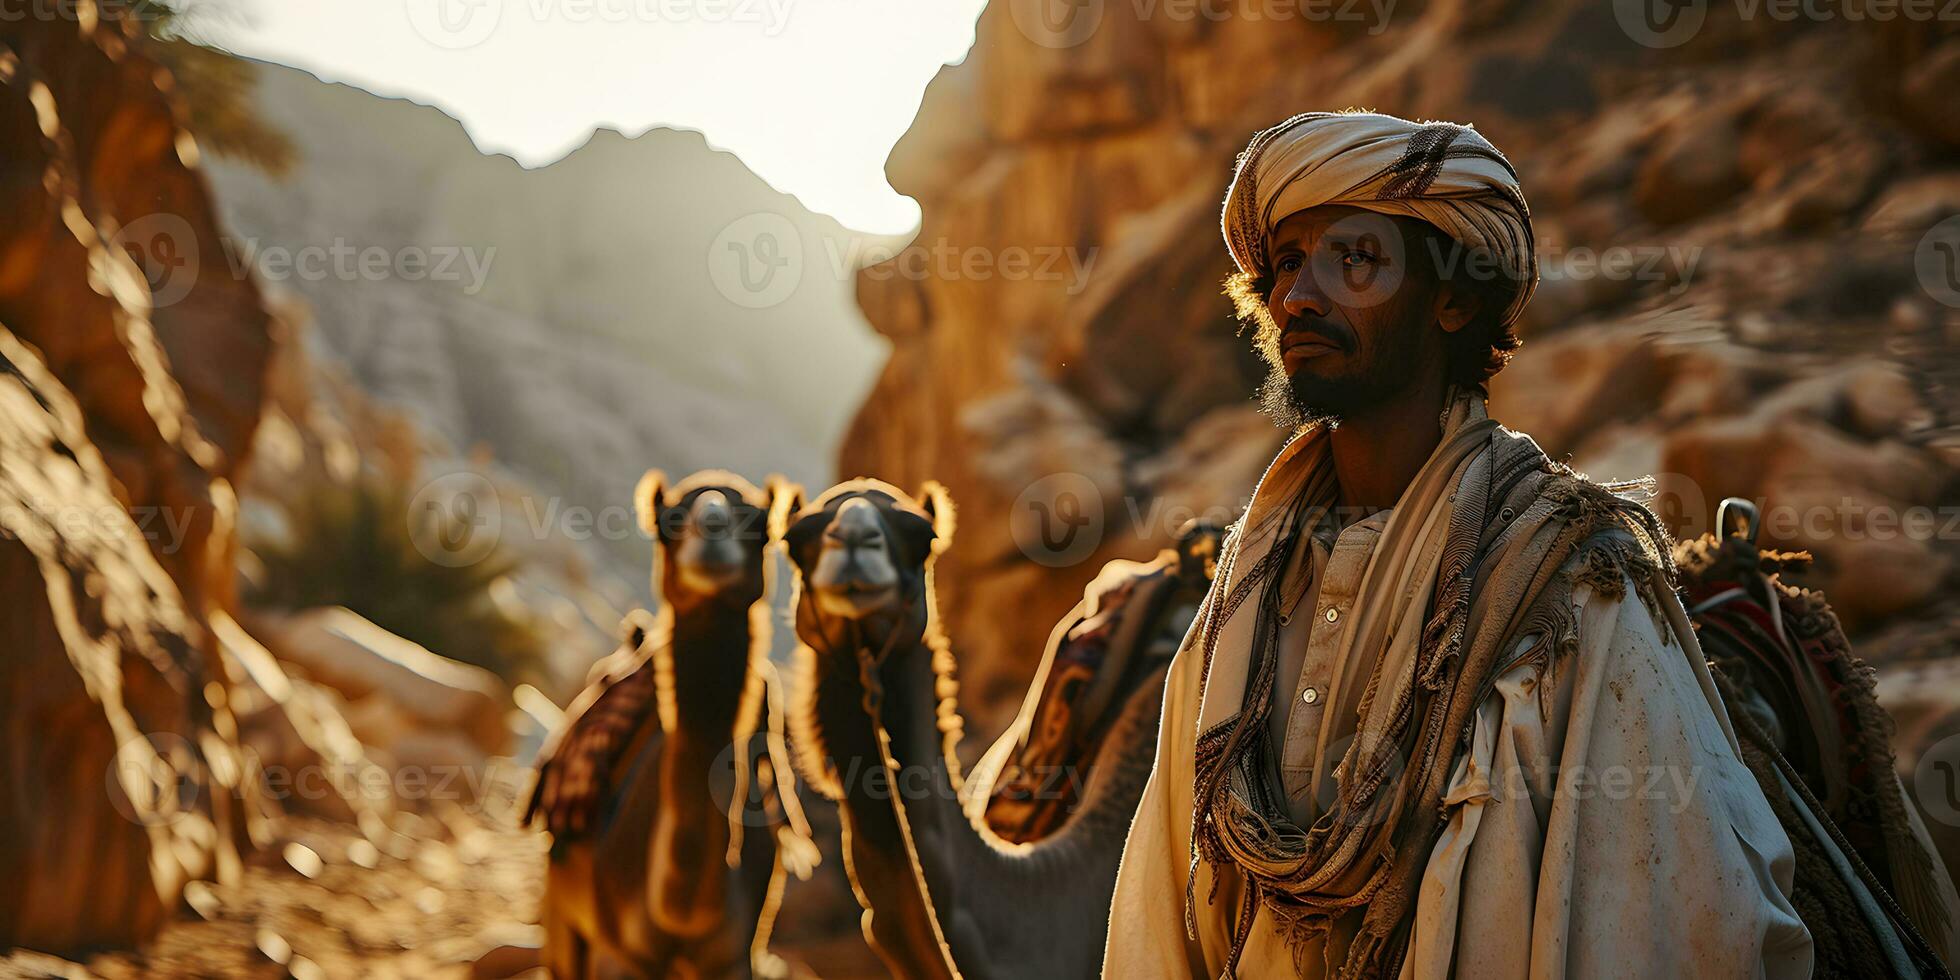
[775,479,1214,979]
[529,470,816,979]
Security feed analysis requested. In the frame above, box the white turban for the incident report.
[1221,111,1538,328]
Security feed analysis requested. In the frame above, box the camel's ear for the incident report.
[635,469,667,537]
[767,476,806,547]
[915,481,956,554]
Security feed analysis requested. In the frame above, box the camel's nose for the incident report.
[808,498,902,617]
[694,490,734,536]
[673,490,749,595]
[829,498,884,548]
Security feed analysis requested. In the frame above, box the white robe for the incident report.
[1102,570,1816,978]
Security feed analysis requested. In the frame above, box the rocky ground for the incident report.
[0,791,886,980]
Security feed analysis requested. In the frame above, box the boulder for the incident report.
[245,607,512,757]
[1631,100,1750,228]
[1899,39,1960,150]
[1861,172,1960,238]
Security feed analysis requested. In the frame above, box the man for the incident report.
[1103,111,1816,978]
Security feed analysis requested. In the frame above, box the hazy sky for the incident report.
[193,0,988,234]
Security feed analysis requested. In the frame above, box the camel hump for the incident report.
[527,629,665,842]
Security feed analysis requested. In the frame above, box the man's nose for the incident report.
[1281,264,1331,320]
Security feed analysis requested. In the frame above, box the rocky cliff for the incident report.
[844,0,1960,741]
[203,62,891,575]
[0,9,273,950]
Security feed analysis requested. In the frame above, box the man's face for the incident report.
[1256,205,1447,427]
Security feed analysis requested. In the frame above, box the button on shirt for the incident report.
[1265,507,1392,825]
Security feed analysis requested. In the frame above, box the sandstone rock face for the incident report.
[0,8,276,953]
[0,323,228,953]
[844,3,1960,746]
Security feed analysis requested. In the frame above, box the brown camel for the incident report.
[530,470,816,979]
[776,479,1204,979]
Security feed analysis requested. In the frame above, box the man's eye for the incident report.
[1340,251,1378,268]
[1276,255,1303,274]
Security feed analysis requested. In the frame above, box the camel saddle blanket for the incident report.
[983,541,1215,843]
[527,613,665,841]
[1679,530,1957,977]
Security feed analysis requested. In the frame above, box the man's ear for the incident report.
[915,481,956,555]
[635,469,667,537]
[1434,279,1482,335]
[768,476,806,547]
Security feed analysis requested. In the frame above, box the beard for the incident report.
[1257,362,1406,430]
[1257,325,1425,430]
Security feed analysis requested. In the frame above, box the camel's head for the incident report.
[779,479,960,799]
[777,478,954,654]
[636,469,780,614]
[1175,518,1227,585]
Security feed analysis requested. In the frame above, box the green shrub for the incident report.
[244,477,547,685]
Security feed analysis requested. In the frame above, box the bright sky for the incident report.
[191,0,988,234]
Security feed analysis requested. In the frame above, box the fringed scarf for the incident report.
[1187,392,1674,979]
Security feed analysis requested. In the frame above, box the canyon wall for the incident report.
[844,0,1960,741]
[0,8,272,949]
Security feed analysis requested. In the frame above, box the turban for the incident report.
[1221,111,1538,328]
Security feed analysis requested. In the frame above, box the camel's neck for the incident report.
[809,627,1157,980]
[667,597,759,748]
[645,596,763,938]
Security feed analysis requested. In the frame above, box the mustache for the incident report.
[1276,316,1354,352]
